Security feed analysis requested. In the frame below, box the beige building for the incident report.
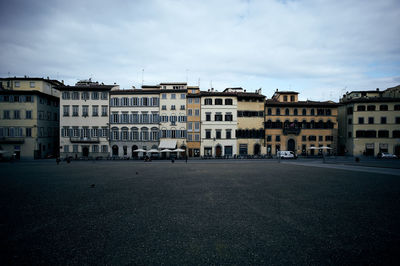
[186,86,201,157]
[265,90,339,156]
[0,77,62,160]
[224,88,265,156]
[338,86,400,156]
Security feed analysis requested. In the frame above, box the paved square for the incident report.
[1,160,399,265]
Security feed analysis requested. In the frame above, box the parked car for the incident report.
[277,151,297,159]
[377,152,397,159]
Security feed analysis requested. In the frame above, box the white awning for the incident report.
[158,140,177,149]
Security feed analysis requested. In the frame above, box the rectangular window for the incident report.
[319,136,323,141]
[102,128,108,138]
[204,98,212,105]
[162,105,167,110]
[72,106,79,116]
[215,99,223,105]
[239,144,248,155]
[195,98,200,104]
[225,113,233,121]
[132,113,139,123]
[92,92,99,100]
[72,91,80,100]
[180,105,185,110]
[188,122,193,131]
[188,98,193,104]
[82,92,89,100]
[14,110,20,119]
[73,145,78,153]
[215,114,223,121]
[101,92,108,100]
[171,105,176,110]
[267,135,272,142]
[162,94,167,99]
[98,105,106,117]
[26,128,32,137]
[181,94,185,99]
[188,109,193,116]
[206,113,211,121]
[92,106,98,116]
[171,94,176,99]
[205,130,211,139]
[225,99,233,105]
[3,110,10,119]
[194,122,200,132]
[226,130,231,139]
[82,106,89,117]
[64,145,69,152]
[195,134,200,141]
[187,134,193,141]
[381,117,387,124]
[63,106,69,116]
[348,131,352,138]
[396,117,400,124]
[142,97,148,106]
[216,130,221,139]
[348,118,352,125]
[122,113,129,123]
[368,117,374,124]
[276,135,280,141]
[25,110,32,119]
[92,145,99,153]
[302,135,306,141]
[358,117,364,124]
[29,81,35,88]
[195,109,200,116]
[102,145,108,153]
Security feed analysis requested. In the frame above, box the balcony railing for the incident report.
[283,127,301,135]
[0,137,25,144]
[70,137,100,143]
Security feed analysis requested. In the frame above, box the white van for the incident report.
[277,151,297,159]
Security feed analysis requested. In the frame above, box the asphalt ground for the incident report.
[1,160,399,265]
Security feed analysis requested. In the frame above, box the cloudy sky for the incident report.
[1,0,399,100]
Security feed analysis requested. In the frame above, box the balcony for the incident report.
[70,137,100,143]
[0,137,25,144]
[283,127,301,136]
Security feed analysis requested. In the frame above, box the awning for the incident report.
[159,140,177,149]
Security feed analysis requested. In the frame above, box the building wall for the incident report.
[200,95,237,157]
[109,93,159,158]
[265,105,338,156]
[60,90,110,159]
[237,98,265,155]
[339,101,400,156]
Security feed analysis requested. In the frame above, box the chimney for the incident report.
[62,80,64,84]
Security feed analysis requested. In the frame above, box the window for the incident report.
[63,106,69,116]
[348,118,352,125]
[225,113,233,121]
[225,99,233,105]
[92,106,98,116]
[73,145,78,153]
[267,108,272,115]
[290,95,295,102]
[319,136,323,141]
[14,110,20,119]
[283,95,288,102]
[64,145,69,152]
[82,92,89,100]
[188,109,193,116]
[393,131,400,138]
[180,105,185,110]
[30,81,35,88]
[187,134,193,141]
[381,117,387,124]
[101,145,108,153]
[122,113,129,123]
[380,105,388,111]
[82,106,89,117]
[194,122,200,132]
[357,105,366,111]
[358,117,364,124]
[276,108,280,115]
[285,108,289,115]
[195,134,200,141]
[310,109,315,115]
[378,130,389,138]
[171,94,176,99]
[347,107,353,115]
[206,113,211,121]
[188,122,193,131]
[302,136,306,141]
[396,117,400,124]
[239,144,248,155]
[26,96,32,102]
[152,97,159,106]
[62,92,70,100]
[162,94,167,99]
[92,145,99,153]
[101,106,108,116]
[161,105,166,110]
[215,98,223,105]
[348,132,352,138]
[72,91,79,100]
[25,110,32,119]
[308,135,316,141]
[367,105,375,111]
[195,109,200,116]
[112,112,119,123]
[368,117,374,124]
[92,92,99,100]
[26,128,32,137]
[206,130,211,139]
[171,105,176,110]
[72,106,79,116]
[188,98,193,104]
[181,94,186,99]
[101,92,108,100]
[293,109,298,116]
[215,113,223,121]
[216,130,221,139]
[204,98,212,105]
[276,135,280,142]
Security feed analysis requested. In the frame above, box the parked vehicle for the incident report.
[277,151,297,159]
[377,152,397,159]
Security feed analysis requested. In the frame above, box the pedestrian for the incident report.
[185,154,188,163]
[56,157,61,165]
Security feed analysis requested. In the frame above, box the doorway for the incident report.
[112,145,119,156]
[216,145,222,157]
[254,144,261,155]
[287,139,295,152]
[82,146,89,157]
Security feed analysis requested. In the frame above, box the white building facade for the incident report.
[58,81,116,159]
[200,92,237,157]
[109,89,160,158]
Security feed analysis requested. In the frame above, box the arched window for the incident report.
[310,109,315,116]
[131,127,139,140]
[302,109,307,115]
[293,109,298,116]
[285,108,290,115]
[111,127,119,140]
[302,120,307,129]
[310,120,315,128]
[276,108,280,115]
[151,127,159,141]
[141,127,149,141]
[267,108,272,115]
[121,127,129,140]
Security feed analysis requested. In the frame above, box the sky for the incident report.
[0,0,399,101]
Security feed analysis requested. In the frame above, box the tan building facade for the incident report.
[338,87,400,156]
[0,77,62,160]
[186,86,201,157]
[265,90,339,156]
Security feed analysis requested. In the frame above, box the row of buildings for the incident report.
[1,77,399,160]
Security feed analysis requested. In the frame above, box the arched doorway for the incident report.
[216,145,222,157]
[254,144,261,155]
[112,145,119,156]
[132,145,138,158]
[287,139,295,152]
[82,146,89,157]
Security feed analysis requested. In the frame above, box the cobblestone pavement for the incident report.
[1,161,399,265]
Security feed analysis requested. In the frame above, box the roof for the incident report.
[200,91,238,97]
[55,85,115,91]
[0,89,59,100]
[0,77,64,86]
[274,91,299,94]
[110,89,161,95]
[340,97,400,104]
[159,82,187,85]
[265,99,340,107]
[142,85,161,89]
